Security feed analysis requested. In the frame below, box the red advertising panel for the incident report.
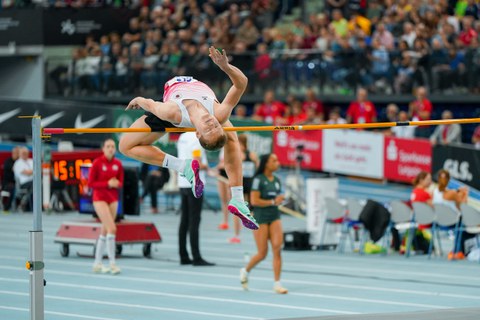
[273,131,322,170]
[384,137,432,183]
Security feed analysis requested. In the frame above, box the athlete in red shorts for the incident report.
[89,138,124,274]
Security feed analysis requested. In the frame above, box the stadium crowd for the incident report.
[42,0,480,99]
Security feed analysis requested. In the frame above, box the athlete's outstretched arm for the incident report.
[209,47,248,123]
[126,97,179,123]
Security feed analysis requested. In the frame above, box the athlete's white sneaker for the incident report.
[274,283,288,294]
[110,263,121,275]
[92,263,109,274]
[240,268,249,290]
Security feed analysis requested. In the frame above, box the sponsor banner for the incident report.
[322,130,384,178]
[384,137,432,183]
[273,130,322,170]
[306,178,338,245]
[432,144,480,190]
[43,8,139,45]
[0,9,43,45]
[0,100,113,145]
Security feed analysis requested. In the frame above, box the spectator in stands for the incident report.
[1,146,19,212]
[112,47,130,95]
[301,106,324,124]
[253,90,287,124]
[372,23,394,51]
[409,86,433,138]
[128,42,144,93]
[346,88,377,124]
[285,100,308,125]
[302,89,324,122]
[233,104,248,119]
[379,104,399,123]
[13,147,33,211]
[253,42,273,90]
[430,38,451,92]
[140,44,159,92]
[330,9,348,37]
[391,111,416,139]
[472,125,480,149]
[235,17,260,49]
[394,52,416,94]
[327,106,347,124]
[410,171,433,206]
[430,110,462,145]
[459,16,477,47]
[369,38,392,92]
[89,138,123,275]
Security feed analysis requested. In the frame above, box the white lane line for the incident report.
[0,306,124,320]
[4,245,477,285]
[0,280,356,315]
[3,264,479,303]
[0,291,264,320]
[0,267,457,310]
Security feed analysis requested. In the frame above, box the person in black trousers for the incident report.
[177,132,214,266]
[140,163,170,214]
[1,146,19,211]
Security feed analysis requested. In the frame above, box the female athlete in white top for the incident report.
[119,47,258,230]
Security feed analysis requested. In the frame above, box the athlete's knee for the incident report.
[118,136,131,156]
[257,248,268,260]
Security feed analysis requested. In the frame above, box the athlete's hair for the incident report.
[413,170,430,186]
[254,153,273,177]
[437,169,450,192]
[238,134,248,149]
[199,133,227,151]
[101,138,115,148]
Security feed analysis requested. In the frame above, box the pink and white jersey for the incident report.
[163,76,217,128]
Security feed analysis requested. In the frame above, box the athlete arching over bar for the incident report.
[119,46,258,230]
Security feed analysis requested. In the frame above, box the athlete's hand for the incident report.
[108,178,120,189]
[126,97,150,111]
[209,46,229,70]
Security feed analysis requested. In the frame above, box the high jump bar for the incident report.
[43,118,480,135]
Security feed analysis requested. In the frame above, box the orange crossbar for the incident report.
[42,118,480,135]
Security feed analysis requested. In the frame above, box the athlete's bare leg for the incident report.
[222,121,243,187]
[118,115,167,166]
[119,115,204,199]
[222,120,259,230]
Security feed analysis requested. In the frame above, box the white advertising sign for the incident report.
[322,130,384,178]
[306,178,338,246]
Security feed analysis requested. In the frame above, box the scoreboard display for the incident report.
[51,151,102,184]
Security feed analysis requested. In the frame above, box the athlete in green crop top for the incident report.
[240,153,288,294]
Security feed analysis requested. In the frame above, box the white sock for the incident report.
[274,281,282,288]
[94,235,106,265]
[106,234,116,265]
[162,154,185,172]
[231,186,244,202]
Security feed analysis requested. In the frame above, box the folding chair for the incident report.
[411,202,436,258]
[13,178,32,212]
[459,204,480,263]
[323,197,348,253]
[346,198,366,254]
[433,204,461,258]
[383,200,414,255]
